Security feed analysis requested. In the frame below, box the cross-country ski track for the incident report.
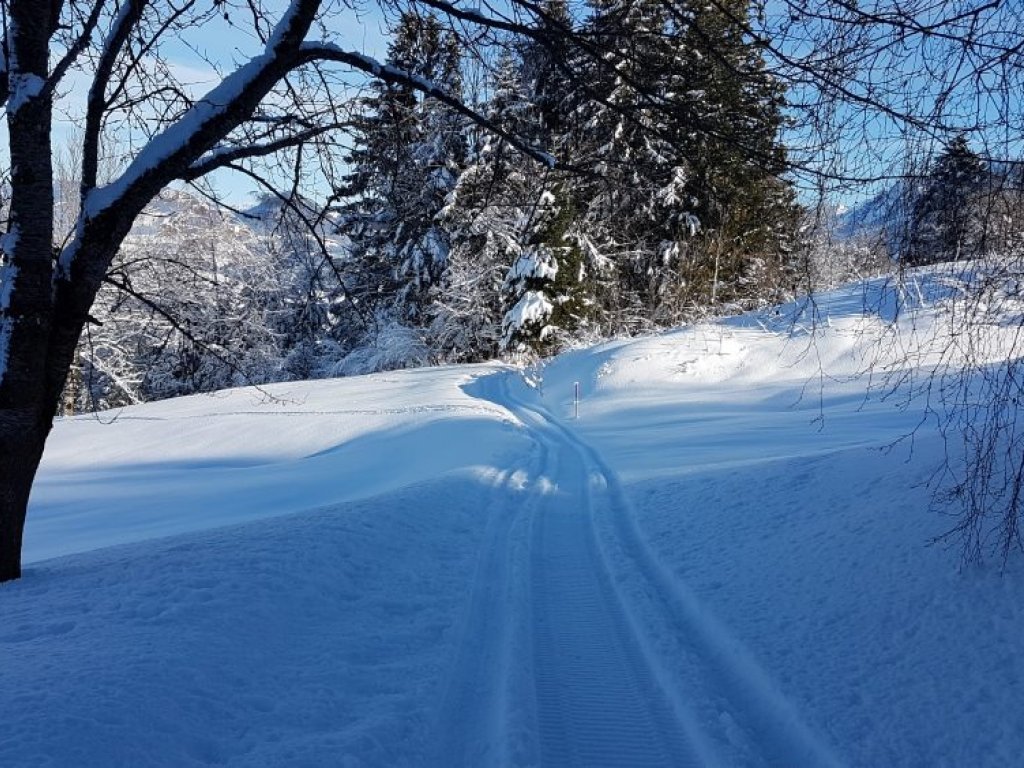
[429,370,841,767]
[13,271,1024,766]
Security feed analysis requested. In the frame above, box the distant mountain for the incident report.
[833,181,910,246]
[125,187,257,240]
[237,192,350,258]
[835,160,1024,248]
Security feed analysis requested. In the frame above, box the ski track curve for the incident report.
[444,369,843,766]
[426,371,546,768]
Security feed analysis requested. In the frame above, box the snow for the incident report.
[0,262,16,310]
[0,259,15,385]
[27,366,523,562]
[537,151,557,169]
[503,290,553,331]
[0,316,10,386]
[508,247,558,283]
[5,266,1024,765]
[5,73,44,115]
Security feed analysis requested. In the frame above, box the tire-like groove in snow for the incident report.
[495,374,703,768]
[529,436,698,767]
[428,376,545,766]
[497,371,844,768]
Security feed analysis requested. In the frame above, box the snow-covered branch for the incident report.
[298,44,560,170]
[183,125,338,180]
[73,0,321,243]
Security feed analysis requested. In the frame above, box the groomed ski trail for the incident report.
[435,369,843,767]
[427,454,543,767]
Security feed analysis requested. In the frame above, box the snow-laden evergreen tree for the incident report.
[674,0,799,310]
[521,0,575,142]
[513,2,603,352]
[434,42,594,358]
[905,136,988,266]
[562,0,700,327]
[336,11,467,367]
[431,53,535,361]
[499,192,571,354]
[501,186,597,354]
[565,0,798,324]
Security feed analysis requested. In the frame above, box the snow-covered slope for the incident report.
[4,268,1024,766]
[834,182,908,243]
[28,365,524,562]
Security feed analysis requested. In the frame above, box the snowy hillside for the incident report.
[4,268,1024,766]
[834,182,907,243]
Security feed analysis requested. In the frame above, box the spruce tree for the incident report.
[436,40,594,358]
[675,0,799,309]
[566,0,799,323]
[432,53,533,360]
[501,189,596,354]
[905,135,988,266]
[337,12,466,347]
[512,3,601,352]
[565,0,690,327]
[521,0,575,143]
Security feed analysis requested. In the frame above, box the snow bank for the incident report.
[28,364,525,562]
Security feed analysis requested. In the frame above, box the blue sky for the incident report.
[19,0,1022,211]
[150,3,392,204]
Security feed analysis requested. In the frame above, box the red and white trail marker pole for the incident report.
[574,381,580,420]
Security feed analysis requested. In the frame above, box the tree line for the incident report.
[339,1,799,358]
[68,0,800,411]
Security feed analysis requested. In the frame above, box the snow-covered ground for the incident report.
[4,269,1024,766]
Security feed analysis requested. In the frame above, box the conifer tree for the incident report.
[437,41,594,358]
[501,188,597,353]
[337,12,466,343]
[565,0,798,323]
[568,0,692,326]
[430,53,530,359]
[675,0,799,309]
[521,0,575,143]
[905,136,988,266]
[507,2,603,350]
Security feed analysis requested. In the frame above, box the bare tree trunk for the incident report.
[0,0,60,582]
[0,429,47,581]
[0,307,89,580]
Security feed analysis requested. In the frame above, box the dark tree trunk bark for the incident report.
[0,0,58,583]
[0,427,47,582]
[1,244,113,582]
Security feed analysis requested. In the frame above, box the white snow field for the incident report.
[4,269,1024,766]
